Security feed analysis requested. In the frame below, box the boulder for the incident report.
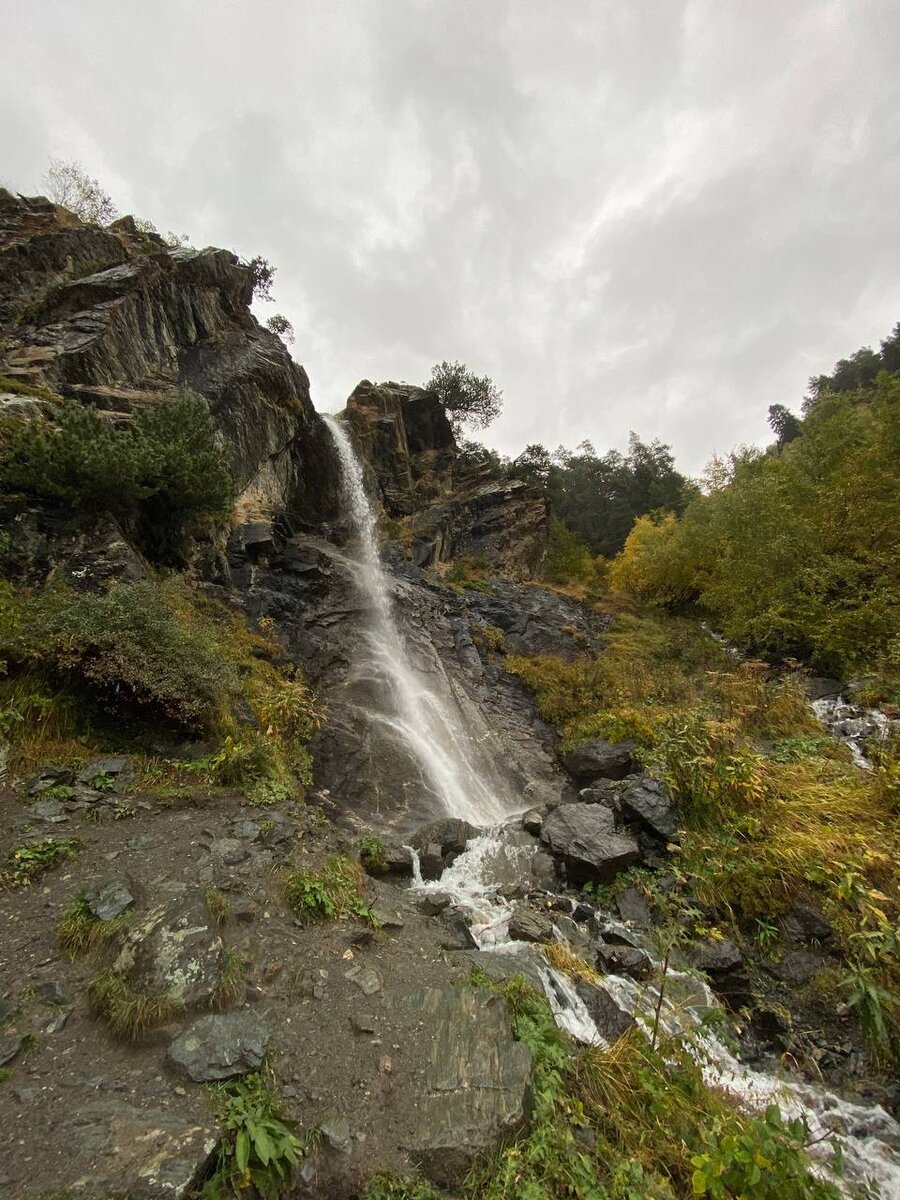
[619,776,678,841]
[508,905,554,944]
[690,939,743,976]
[77,757,132,790]
[25,766,74,796]
[410,817,477,857]
[521,807,543,835]
[403,986,533,1185]
[168,1012,271,1082]
[560,739,637,782]
[111,893,225,1008]
[540,803,641,885]
[418,843,445,881]
[615,887,653,929]
[770,950,828,987]
[779,903,833,945]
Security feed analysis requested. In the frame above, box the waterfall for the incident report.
[323,414,517,826]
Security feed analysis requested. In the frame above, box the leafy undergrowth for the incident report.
[0,577,321,797]
[283,855,376,926]
[365,975,842,1200]
[1,836,83,888]
[508,608,900,1064]
[200,1070,312,1200]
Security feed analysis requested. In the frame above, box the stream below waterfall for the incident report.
[324,414,900,1198]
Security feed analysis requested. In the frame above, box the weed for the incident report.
[247,779,293,808]
[472,623,506,654]
[212,948,245,1012]
[88,970,182,1039]
[201,1071,308,1200]
[360,835,388,875]
[284,856,376,926]
[840,963,899,1067]
[57,892,129,957]
[445,556,492,593]
[4,837,82,886]
[205,888,231,925]
[362,1173,442,1200]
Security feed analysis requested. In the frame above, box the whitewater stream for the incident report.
[324,415,900,1198]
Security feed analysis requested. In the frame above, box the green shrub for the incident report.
[201,1072,307,1200]
[0,391,234,557]
[4,837,82,886]
[284,856,375,925]
[0,579,239,732]
[360,835,388,875]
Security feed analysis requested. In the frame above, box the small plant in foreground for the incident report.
[213,948,245,1011]
[206,888,231,925]
[88,970,182,1039]
[201,1071,307,1200]
[360,834,388,875]
[283,855,376,926]
[840,962,899,1067]
[57,892,129,957]
[362,1172,442,1200]
[5,837,82,886]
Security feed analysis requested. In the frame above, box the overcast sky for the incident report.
[2,2,898,474]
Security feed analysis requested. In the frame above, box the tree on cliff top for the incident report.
[424,361,503,431]
[42,158,119,225]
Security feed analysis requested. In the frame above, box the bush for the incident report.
[0,579,239,733]
[0,391,234,559]
[283,856,375,925]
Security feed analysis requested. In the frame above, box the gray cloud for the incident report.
[2,0,898,473]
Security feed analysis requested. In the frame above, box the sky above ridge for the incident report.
[2,1,898,474]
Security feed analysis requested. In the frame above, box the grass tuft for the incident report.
[87,970,182,1039]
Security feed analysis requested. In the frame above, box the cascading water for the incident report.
[325,415,899,1196]
[323,414,518,827]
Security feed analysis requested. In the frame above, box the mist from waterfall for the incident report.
[323,413,518,826]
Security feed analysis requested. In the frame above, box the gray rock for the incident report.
[508,905,554,943]
[404,986,533,1185]
[28,798,68,822]
[169,1012,271,1083]
[690,939,743,975]
[209,838,250,866]
[111,893,224,1008]
[0,1034,26,1066]
[410,817,477,857]
[616,887,653,929]
[344,964,383,995]
[466,947,547,993]
[521,807,543,835]
[560,738,637,782]
[595,943,653,980]
[418,843,445,881]
[382,841,414,876]
[85,877,135,921]
[589,916,642,947]
[77,757,131,790]
[552,913,592,952]
[25,766,74,796]
[770,950,827,986]
[779,903,833,945]
[575,980,635,1043]
[540,803,641,884]
[803,676,842,701]
[439,909,478,950]
[417,892,451,916]
[36,980,73,1007]
[320,1115,353,1154]
[619,776,678,841]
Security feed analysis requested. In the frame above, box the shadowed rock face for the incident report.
[0,188,339,532]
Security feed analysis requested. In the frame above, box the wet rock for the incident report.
[467,947,547,993]
[575,980,635,1043]
[595,943,652,980]
[404,986,533,1186]
[439,909,478,950]
[111,893,224,1008]
[619,776,678,841]
[589,916,642,947]
[84,877,136,921]
[616,887,653,929]
[540,803,641,885]
[779,903,833,945]
[560,738,637,782]
[750,1002,792,1050]
[803,676,842,701]
[381,841,414,876]
[417,892,452,916]
[410,817,477,857]
[169,1012,271,1082]
[552,913,592,953]
[418,843,445,881]
[521,807,543,835]
[508,905,554,943]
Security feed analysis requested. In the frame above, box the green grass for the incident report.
[57,891,129,957]
[0,374,62,404]
[283,855,376,926]
[3,837,82,887]
[360,834,388,875]
[205,888,231,925]
[212,947,245,1011]
[87,970,182,1040]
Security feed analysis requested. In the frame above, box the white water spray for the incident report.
[323,414,517,826]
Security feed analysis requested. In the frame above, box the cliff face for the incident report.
[343,378,547,579]
[0,190,338,536]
